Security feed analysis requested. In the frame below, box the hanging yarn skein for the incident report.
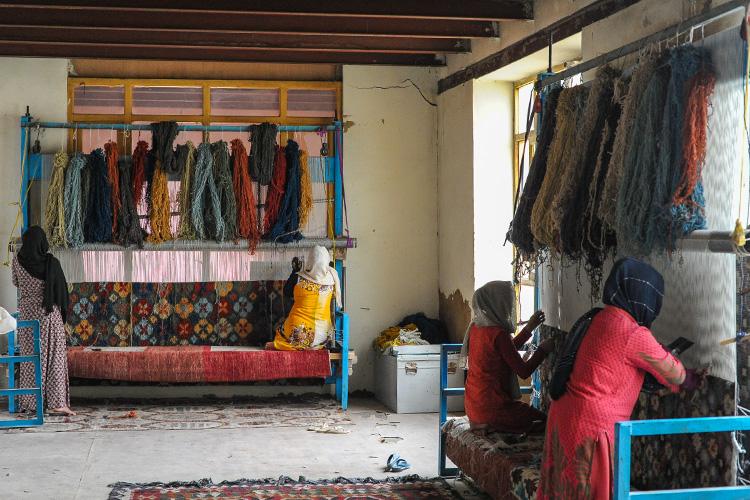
[44,151,68,248]
[267,139,303,243]
[531,86,589,252]
[64,154,86,248]
[650,46,708,251]
[84,148,113,243]
[114,156,144,248]
[600,56,658,231]
[298,149,313,228]
[555,68,619,262]
[132,140,149,207]
[176,142,197,240]
[585,76,628,258]
[616,59,672,256]
[212,140,237,241]
[263,145,287,235]
[191,142,225,241]
[104,141,121,235]
[249,123,278,185]
[231,138,260,250]
[508,86,562,265]
[147,122,178,243]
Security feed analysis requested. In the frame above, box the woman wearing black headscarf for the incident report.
[538,258,696,499]
[13,226,74,416]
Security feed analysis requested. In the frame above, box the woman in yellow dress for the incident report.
[272,246,342,350]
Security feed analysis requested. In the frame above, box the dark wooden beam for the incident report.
[0,26,471,54]
[5,0,533,21]
[438,0,641,94]
[0,6,498,38]
[0,41,446,65]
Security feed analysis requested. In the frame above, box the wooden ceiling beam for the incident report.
[0,25,471,54]
[0,40,446,65]
[0,6,498,38]
[4,0,533,21]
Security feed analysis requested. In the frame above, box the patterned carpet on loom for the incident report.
[107,477,467,500]
[2,395,351,434]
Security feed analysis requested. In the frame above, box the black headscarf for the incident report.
[603,257,664,328]
[17,226,69,322]
[549,258,664,400]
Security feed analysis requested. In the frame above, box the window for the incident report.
[513,79,537,321]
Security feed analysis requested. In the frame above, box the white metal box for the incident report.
[375,344,465,414]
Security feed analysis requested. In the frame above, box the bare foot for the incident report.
[50,407,76,416]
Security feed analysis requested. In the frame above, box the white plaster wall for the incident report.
[342,66,439,391]
[437,82,475,329]
[0,58,68,312]
[473,80,515,288]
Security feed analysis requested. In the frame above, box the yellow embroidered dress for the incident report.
[273,277,334,350]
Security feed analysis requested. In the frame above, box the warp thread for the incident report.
[114,156,144,248]
[531,86,589,252]
[104,141,121,235]
[249,123,278,185]
[212,140,237,241]
[191,142,225,241]
[84,148,113,243]
[63,154,86,248]
[132,140,149,207]
[267,139,303,243]
[231,138,260,250]
[508,86,563,277]
[556,66,620,263]
[176,142,197,240]
[601,56,658,230]
[80,155,91,225]
[298,149,312,228]
[263,145,288,234]
[44,151,68,248]
[616,58,672,256]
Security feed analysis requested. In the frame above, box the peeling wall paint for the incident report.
[439,289,472,342]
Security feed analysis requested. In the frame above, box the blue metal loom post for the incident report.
[19,115,30,233]
[614,416,750,499]
[439,343,463,477]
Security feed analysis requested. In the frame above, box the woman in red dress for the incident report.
[462,281,553,434]
[538,258,696,499]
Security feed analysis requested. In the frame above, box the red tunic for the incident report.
[464,325,547,433]
[538,306,685,499]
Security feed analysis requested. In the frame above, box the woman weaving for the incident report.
[538,258,698,499]
[462,281,553,434]
[13,226,75,416]
[270,246,341,351]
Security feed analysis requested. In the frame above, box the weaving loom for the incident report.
[12,119,356,409]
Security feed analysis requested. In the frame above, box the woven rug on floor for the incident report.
[2,394,351,434]
[108,476,467,500]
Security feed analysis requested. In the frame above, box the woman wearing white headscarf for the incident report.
[271,246,341,350]
[463,281,552,434]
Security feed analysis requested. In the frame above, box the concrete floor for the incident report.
[1,397,471,500]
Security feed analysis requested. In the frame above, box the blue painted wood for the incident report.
[439,344,463,477]
[628,416,750,436]
[333,129,343,237]
[629,487,750,499]
[614,417,750,499]
[340,312,350,411]
[1,320,43,427]
[22,121,342,132]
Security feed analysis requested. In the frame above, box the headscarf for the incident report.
[603,257,664,327]
[298,245,342,308]
[460,281,521,400]
[17,226,69,322]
